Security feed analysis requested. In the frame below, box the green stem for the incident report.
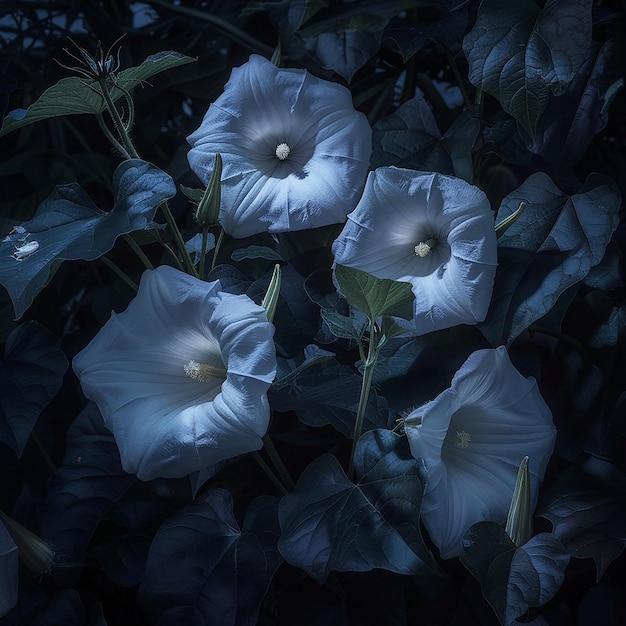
[159,201,199,277]
[99,78,139,159]
[347,321,379,481]
[262,434,295,491]
[144,0,274,56]
[446,48,472,110]
[99,255,139,292]
[95,112,129,158]
[123,234,154,270]
[210,227,225,273]
[252,451,288,496]
[198,226,210,280]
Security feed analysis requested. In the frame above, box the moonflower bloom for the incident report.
[403,346,556,559]
[332,167,497,335]
[187,54,372,238]
[73,266,277,481]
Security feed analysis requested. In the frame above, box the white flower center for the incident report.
[455,430,471,449]
[414,238,437,257]
[183,360,227,383]
[275,142,291,161]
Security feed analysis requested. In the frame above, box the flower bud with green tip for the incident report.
[262,264,281,324]
[0,511,54,576]
[194,153,222,227]
[505,455,533,547]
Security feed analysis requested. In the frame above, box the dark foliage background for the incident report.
[1,1,626,624]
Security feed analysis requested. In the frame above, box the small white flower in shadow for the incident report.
[187,54,372,238]
[403,346,556,559]
[73,266,276,481]
[332,167,498,335]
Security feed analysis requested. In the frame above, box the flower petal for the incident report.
[187,55,371,238]
[332,167,498,334]
[73,266,277,480]
[404,346,556,558]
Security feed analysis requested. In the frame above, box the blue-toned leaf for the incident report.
[278,430,438,583]
[90,534,151,588]
[461,522,569,626]
[525,37,624,179]
[537,456,626,580]
[0,520,18,618]
[39,403,136,581]
[0,51,196,136]
[0,159,174,318]
[139,491,282,626]
[0,321,68,457]
[231,245,284,262]
[480,173,621,346]
[463,0,592,137]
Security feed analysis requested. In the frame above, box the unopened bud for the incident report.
[0,511,54,575]
[194,153,222,227]
[505,456,533,547]
[262,264,281,324]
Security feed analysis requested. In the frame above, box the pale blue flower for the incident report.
[403,346,556,559]
[73,266,276,481]
[187,54,371,238]
[332,167,498,335]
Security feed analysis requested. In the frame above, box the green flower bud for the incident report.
[0,511,54,576]
[505,456,533,547]
[194,154,222,227]
[262,264,281,324]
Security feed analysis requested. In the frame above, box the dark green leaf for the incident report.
[537,456,626,580]
[0,51,196,136]
[335,264,414,322]
[231,245,284,262]
[0,159,174,318]
[0,520,18,617]
[0,322,68,457]
[139,491,282,626]
[479,173,621,346]
[278,430,439,583]
[40,403,136,583]
[463,0,592,137]
[461,522,569,625]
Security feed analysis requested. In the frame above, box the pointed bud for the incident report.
[0,511,54,576]
[505,456,533,547]
[194,154,222,227]
[262,264,281,324]
[495,201,526,238]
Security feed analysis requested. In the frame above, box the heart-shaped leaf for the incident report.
[537,455,626,580]
[0,159,175,318]
[335,264,415,322]
[0,322,68,457]
[480,172,621,346]
[278,429,439,583]
[0,51,196,136]
[463,0,592,137]
[139,491,282,626]
[461,522,570,625]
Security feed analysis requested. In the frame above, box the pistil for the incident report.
[275,142,291,160]
[184,360,227,383]
[414,238,437,257]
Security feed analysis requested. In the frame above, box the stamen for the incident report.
[455,430,471,449]
[183,360,227,383]
[275,142,291,160]
[414,238,437,257]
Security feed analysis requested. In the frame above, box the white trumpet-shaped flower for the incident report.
[187,54,372,238]
[332,167,498,335]
[403,346,556,559]
[73,266,276,481]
